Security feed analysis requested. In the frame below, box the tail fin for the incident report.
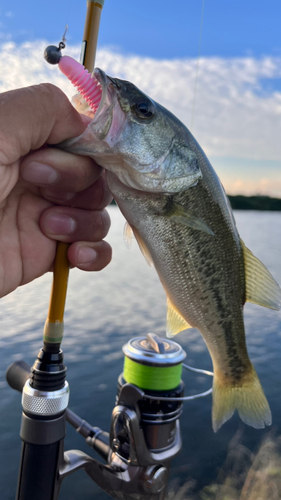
[212,364,272,432]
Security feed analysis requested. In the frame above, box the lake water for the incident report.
[0,207,280,500]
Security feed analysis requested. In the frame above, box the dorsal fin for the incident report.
[123,222,134,249]
[241,239,281,310]
[131,226,154,267]
[166,297,193,338]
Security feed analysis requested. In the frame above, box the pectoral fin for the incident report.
[241,239,281,310]
[131,226,154,267]
[166,297,193,338]
[123,222,134,249]
[168,202,214,236]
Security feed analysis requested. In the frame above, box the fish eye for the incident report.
[134,100,154,119]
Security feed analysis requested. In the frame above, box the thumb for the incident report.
[0,84,86,165]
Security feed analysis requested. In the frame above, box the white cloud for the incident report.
[0,40,280,196]
[0,41,79,95]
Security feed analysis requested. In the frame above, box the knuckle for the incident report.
[99,176,113,208]
[38,83,68,108]
[93,209,111,240]
[71,160,101,193]
[90,175,112,209]
[75,163,96,191]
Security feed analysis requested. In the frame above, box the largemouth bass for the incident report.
[59,66,281,432]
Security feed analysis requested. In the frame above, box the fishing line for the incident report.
[59,25,68,50]
[124,356,183,391]
[190,0,205,132]
[64,0,73,34]
[140,364,213,402]
[142,387,212,402]
[59,0,73,51]
[122,335,213,403]
[183,363,213,376]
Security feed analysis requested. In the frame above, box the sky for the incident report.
[0,0,281,197]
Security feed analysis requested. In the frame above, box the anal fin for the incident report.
[241,239,281,310]
[166,297,193,338]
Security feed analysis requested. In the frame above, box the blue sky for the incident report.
[1,0,281,60]
[0,0,281,197]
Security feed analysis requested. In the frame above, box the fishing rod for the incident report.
[43,0,104,353]
[5,2,213,499]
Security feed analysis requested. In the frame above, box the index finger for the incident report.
[21,147,102,193]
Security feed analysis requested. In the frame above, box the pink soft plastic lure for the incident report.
[58,56,102,112]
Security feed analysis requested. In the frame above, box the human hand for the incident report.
[0,83,112,298]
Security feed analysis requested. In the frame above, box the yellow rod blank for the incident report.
[82,1,103,71]
[48,242,69,323]
[44,243,69,344]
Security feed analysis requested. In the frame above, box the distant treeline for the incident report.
[228,195,281,211]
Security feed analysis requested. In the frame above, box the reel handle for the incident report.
[6,360,31,393]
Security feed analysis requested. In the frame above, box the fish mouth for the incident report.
[58,67,125,155]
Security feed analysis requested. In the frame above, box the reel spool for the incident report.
[117,334,186,453]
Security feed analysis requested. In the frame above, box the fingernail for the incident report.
[22,162,59,184]
[45,213,76,235]
[77,247,97,265]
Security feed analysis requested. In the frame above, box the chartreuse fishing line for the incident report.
[124,356,182,391]
[121,333,213,402]
[123,334,185,391]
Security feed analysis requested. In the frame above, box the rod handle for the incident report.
[16,440,62,500]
